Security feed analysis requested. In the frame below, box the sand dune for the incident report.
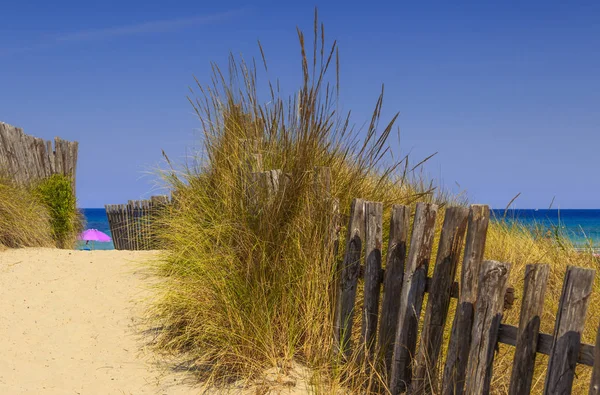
[0,248,201,395]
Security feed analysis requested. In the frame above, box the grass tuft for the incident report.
[147,15,600,394]
[0,176,54,248]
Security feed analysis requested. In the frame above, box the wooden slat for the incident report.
[464,260,511,395]
[334,198,365,357]
[509,264,550,395]
[360,201,383,363]
[116,204,127,250]
[390,202,438,394]
[0,122,78,194]
[589,321,600,394]
[413,206,469,394]
[497,324,595,366]
[105,205,118,250]
[544,266,595,394]
[442,204,490,395]
[378,205,410,374]
[124,203,133,250]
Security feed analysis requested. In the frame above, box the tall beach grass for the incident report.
[147,16,600,394]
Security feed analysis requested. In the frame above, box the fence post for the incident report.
[544,266,595,395]
[378,205,411,376]
[441,204,490,395]
[412,206,469,394]
[360,201,383,363]
[464,260,511,395]
[390,202,438,394]
[333,198,365,358]
[508,264,550,395]
[589,321,600,395]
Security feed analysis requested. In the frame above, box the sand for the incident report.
[0,248,203,395]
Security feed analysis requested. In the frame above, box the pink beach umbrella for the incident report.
[79,229,112,242]
[79,229,111,250]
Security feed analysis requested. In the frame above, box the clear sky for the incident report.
[1,1,599,208]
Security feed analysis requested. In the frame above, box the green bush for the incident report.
[34,174,82,248]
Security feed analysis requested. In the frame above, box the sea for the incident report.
[491,209,600,249]
[77,208,115,250]
[78,208,600,251]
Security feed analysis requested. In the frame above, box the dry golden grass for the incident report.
[146,14,599,394]
[483,221,600,394]
[0,177,54,248]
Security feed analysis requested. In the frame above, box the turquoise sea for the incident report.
[78,208,600,251]
[78,208,114,250]
[492,209,600,248]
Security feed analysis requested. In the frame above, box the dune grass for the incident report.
[0,174,82,249]
[147,16,600,394]
[0,176,54,249]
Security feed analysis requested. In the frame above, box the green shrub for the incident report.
[34,174,82,248]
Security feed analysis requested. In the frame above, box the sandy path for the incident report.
[0,248,201,395]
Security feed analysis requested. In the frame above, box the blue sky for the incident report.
[1,1,599,208]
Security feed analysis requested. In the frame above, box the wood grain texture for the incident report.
[412,206,469,394]
[589,321,600,395]
[334,198,365,358]
[378,205,411,375]
[544,266,595,395]
[360,201,383,363]
[389,202,438,394]
[464,260,510,395]
[509,264,550,395]
[441,204,490,395]
[0,122,78,194]
[497,324,595,367]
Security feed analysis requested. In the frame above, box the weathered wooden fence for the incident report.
[105,195,169,250]
[0,121,78,192]
[333,198,598,394]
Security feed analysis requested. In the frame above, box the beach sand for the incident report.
[0,248,313,394]
[0,248,202,395]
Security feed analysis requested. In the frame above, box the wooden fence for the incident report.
[0,121,78,192]
[334,198,598,395]
[105,195,169,250]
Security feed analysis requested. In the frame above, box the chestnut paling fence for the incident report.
[334,197,599,395]
[0,121,78,194]
[104,195,169,250]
